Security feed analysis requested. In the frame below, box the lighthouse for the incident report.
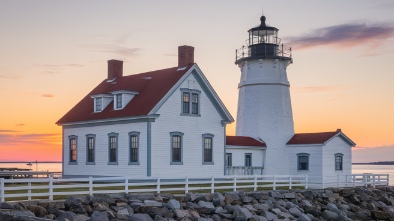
[235,16,294,175]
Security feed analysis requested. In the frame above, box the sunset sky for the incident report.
[1,0,393,162]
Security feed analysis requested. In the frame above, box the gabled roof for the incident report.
[226,136,266,147]
[57,64,234,125]
[287,129,356,146]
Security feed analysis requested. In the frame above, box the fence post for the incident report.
[254,174,257,191]
[289,176,292,190]
[89,177,93,197]
[363,175,367,187]
[185,175,189,194]
[372,175,375,188]
[211,177,214,194]
[28,181,31,201]
[387,174,390,186]
[157,177,161,194]
[233,176,237,192]
[49,176,54,201]
[273,175,276,190]
[305,175,308,189]
[0,178,4,202]
[125,177,129,194]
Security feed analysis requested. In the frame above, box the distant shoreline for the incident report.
[353,161,394,165]
[0,161,61,163]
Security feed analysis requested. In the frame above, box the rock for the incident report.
[47,207,60,216]
[250,215,267,221]
[46,214,56,220]
[64,196,88,209]
[173,209,190,218]
[233,207,252,220]
[14,211,36,218]
[129,202,145,210]
[212,198,222,207]
[241,196,253,203]
[126,194,156,202]
[143,200,163,207]
[68,203,87,215]
[276,212,293,219]
[0,202,14,210]
[115,207,132,220]
[259,210,277,221]
[56,211,76,221]
[301,191,313,198]
[130,214,154,221]
[27,205,48,217]
[198,201,215,209]
[188,210,200,219]
[195,207,215,215]
[283,193,295,199]
[340,189,354,197]
[243,204,257,212]
[197,218,213,221]
[321,210,338,221]
[74,214,90,221]
[91,194,115,206]
[325,203,340,214]
[153,215,166,221]
[224,195,235,204]
[298,214,311,221]
[371,210,392,220]
[90,211,109,221]
[268,192,283,199]
[166,199,180,210]
[0,212,13,221]
[288,207,302,217]
[137,207,169,218]
[300,200,313,207]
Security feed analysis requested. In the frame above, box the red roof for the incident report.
[226,136,266,147]
[56,66,192,124]
[287,130,355,145]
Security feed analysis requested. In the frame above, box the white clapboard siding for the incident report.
[63,122,147,177]
[226,147,265,167]
[287,145,323,181]
[151,74,225,177]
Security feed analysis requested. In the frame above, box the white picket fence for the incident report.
[0,175,307,202]
[0,173,389,202]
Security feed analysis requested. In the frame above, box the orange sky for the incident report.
[1,0,394,163]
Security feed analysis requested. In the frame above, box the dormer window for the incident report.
[91,94,113,113]
[95,98,103,112]
[116,94,122,109]
[111,90,139,110]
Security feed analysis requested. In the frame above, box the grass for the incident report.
[1,181,304,202]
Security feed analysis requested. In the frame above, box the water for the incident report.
[352,164,394,185]
[0,162,62,172]
[0,163,392,185]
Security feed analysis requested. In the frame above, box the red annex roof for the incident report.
[226,136,266,147]
[287,129,355,146]
[56,66,192,124]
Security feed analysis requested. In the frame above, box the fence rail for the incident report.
[0,175,307,202]
[0,173,389,202]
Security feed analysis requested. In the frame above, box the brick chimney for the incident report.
[108,59,123,79]
[178,45,194,67]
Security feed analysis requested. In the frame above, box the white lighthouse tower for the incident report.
[235,16,294,175]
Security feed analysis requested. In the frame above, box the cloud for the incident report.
[353,144,394,163]
[0,133,61,146]
[36,63,84,74]
[293,86,344,93]
[286,22,394,52]
[83,44,141,58]
[14,124,25,126]
[42,94,54,98]
[0,130,19,132]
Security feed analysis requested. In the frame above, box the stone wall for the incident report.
[1,186,394,221]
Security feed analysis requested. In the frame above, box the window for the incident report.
[226,153,232,167]
[129,132,140,164]
[245,153,252,167]
[69,136,77,163]
[202,134,214,164]
[182,92,190,113]
[116,94,122,109]
[86,134,95,164]
[170,132,184,164]
[297,153,310,170]
[192,93,199,114]
[95,98,102,112]
[181,89,200,115]
[108,133,118,164]
[335,153,343,171]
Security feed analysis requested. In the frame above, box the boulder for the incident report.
[0,212,13,221]
[0,202,14,210]
[288,207,302,217]
[166,199,180,210]
[91,194,115,206]
[321,210,338,221]
[64,196,88,209]
[197,201,215,209]
[249,215,267,221]
[75,214,90,221]
[143,200,163,207]
[298,214,312,221]
[173,209,190,219]
[27,205,48,217]
[233,207,252,220]
[90,211,109,221]
[56,211,76,221]
[130,214,154,221]
[259,210,277,221]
